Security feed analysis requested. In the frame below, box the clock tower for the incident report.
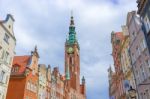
[65,14,80,92]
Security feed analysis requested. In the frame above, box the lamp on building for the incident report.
[128,86,136,99]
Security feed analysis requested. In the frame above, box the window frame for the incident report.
[0,71,5,83]
[3,33,10,44]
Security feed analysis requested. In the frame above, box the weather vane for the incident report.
[71,10,73,17]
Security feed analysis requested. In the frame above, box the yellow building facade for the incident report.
[120,26,136,98]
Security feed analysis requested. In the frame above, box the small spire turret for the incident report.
[82,76,85,84]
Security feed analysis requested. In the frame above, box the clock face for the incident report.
[67,47,74,54]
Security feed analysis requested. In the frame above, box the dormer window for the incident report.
[11,65,19,73]
[3,33,9,44]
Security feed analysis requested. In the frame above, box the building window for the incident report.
[1,50,5,59]
[6,75,9,84]
[144,14,150,33]
[0,46,2,59]
[132,53,136,63]
[145,59,150,76]
[27,81,30,90]
[14,67,19,72]
[0,93,4,99]
[5,52,9,63]
[140,65,146,81]
[9,57,12,65]
[34,84,37,93]
[132,32,135,38]
[12,66,19,73]
[145,90,150,99]
[140,93,144,99]
[0,71,5,83]
[69,57,74,65]
[136,71,140,84]
[136,46,141,57]
[140,39,147,51]
[3,33,9,44]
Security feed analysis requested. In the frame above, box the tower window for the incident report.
[69,57,74,65]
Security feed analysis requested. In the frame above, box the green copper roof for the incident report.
[67,15,77,45]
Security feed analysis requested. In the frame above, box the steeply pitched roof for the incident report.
[12,56,31,75]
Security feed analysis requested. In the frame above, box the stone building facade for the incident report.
[46,65,51,99]
[38,64,47,99]
[137,0,150,52]
[120,25,136,98]
[127,11,150,99]
[111,31,126,99]
[51,67,64,99]
[6,47,39,99]
[108,67,118,99]
[0,14,16,99]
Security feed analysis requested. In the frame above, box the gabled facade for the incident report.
[120,25,136,98]
[0,14,16,99]
[46,65,51,99]
[111,31,126,99]
[127,11,150,99]
[6,47,39,99]
[38,64,47,99]
[108,67,118,99]
[51,67,64,99]
[137,0,150,54]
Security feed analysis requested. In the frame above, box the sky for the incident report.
[0,0,137,99]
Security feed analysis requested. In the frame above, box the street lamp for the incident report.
[128,86,136,99]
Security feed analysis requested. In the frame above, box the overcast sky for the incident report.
[0,0,137,99]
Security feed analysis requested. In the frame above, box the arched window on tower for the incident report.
[69,57,74,65]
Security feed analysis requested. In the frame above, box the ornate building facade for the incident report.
[137,0,150,52]
[0,14,16,99]
[46,65,51,99]
[108,67,118,99]
[111,31,126,99]
[120,25,136,98]
[6,47,39,99]
[51,67,64,99]
[127,11,150,99]
[38,64,47,99]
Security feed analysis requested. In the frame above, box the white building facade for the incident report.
[0,14,16,99]
[38,64,47,99]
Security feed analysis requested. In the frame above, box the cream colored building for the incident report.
[0,14,16,99]
[38,64,47,99]
[121,25,136,97]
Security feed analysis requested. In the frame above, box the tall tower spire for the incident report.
[66,12,78,45]
[65,13,80,92]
